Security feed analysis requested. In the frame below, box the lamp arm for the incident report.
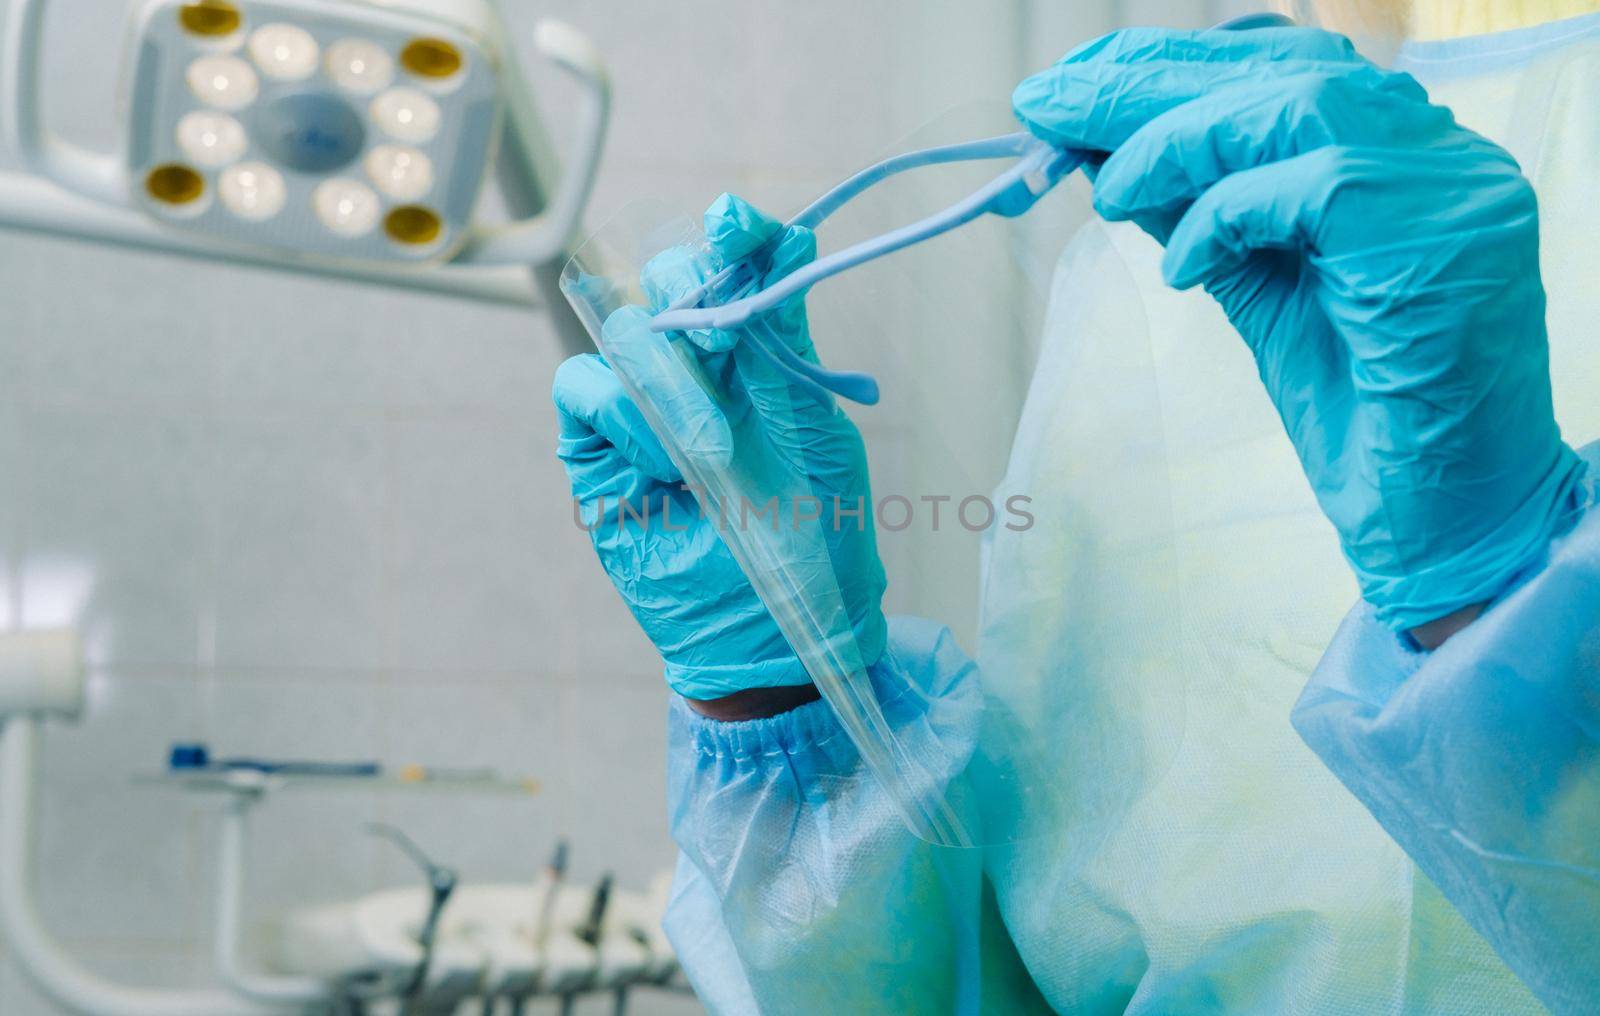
[453,19,609,267]
[2,0,127,204]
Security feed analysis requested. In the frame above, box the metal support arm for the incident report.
[216,795,333,1006]
[0,716,295,1016]
[456,19,610,267]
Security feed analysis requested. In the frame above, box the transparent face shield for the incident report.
[562,106,1175,848]
[1280,1,1404,60]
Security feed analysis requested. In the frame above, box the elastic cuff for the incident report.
[671,688,848,760]
[669,615,973,761]
[671,650,923,761]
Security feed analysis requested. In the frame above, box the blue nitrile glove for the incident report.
[1013,26,1586,631]
[554,194,888,700]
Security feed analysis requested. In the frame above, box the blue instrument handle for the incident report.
[651,134,1077,336]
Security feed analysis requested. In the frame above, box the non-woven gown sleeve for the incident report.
[659,616,1052,1016]
[1293,442,1600,1016]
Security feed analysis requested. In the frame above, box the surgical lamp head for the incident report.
[130,0,498,261]
[3,0,610,273]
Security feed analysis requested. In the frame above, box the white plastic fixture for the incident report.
[278,879,679,1005]
[1,0,612,278]
[0,630,83,719]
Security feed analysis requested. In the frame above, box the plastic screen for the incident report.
[561,107,1177,847]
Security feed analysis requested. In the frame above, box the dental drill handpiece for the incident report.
[535,838,570,948]
[367,823,459,1015]
[558,873,614,1016]
[503,839,569,1016]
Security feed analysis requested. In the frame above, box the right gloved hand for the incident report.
[554,194,888,704]
[1012,27,1586,635]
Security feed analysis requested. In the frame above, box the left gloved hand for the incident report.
[555,195,888,703]
[1013,26,1585,634]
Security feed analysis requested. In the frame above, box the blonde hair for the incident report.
[1282,0,1408,35]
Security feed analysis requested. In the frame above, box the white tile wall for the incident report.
[21,407,208,666]
[0,309,21,631]
[0,0,1213,1012]
[208,412,388,673]
[380,415,559,676]
[20,247,218,413]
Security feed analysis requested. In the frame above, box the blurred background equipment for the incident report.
[0,628,684,1015]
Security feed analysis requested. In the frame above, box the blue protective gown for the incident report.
[661,15,1600,1015]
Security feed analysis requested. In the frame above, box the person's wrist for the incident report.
[674,606,884,721]
[685,683,821,721]
[1407,602,1487,651]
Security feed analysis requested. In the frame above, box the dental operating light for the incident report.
[1,0,610,286]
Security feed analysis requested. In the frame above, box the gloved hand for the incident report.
[1014,26,1585,633]
[554,194,888,701]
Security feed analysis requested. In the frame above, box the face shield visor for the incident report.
[1278,0,1405,57]
[561,105,1175,849]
